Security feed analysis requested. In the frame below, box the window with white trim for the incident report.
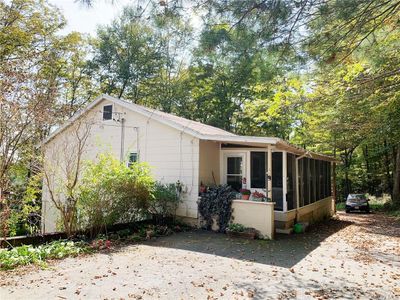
[226,155,243,192]
[128,152,138,167]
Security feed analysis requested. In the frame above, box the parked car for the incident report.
[345,194,370,213]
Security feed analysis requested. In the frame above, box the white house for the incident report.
[41,94,337,238]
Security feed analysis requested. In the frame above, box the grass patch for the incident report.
[0,240,91,270]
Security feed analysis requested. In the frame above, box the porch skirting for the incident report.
[274,197,334,230]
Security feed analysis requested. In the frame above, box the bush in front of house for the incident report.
[78,154,154,234]
[198,185,237,232]
[149,182,181,224]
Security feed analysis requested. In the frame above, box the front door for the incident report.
[223,153,245,192]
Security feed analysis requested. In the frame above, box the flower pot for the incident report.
[226,228,258,239]
[242,194,250,200]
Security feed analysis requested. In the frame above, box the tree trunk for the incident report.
[343,148,353,198]
[384,140,392,194]
[363,145,372,194]
[392,146,400,207]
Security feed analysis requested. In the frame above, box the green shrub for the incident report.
[227,223,246,232]
[78,154,154,234]
[0,240,90,270]
[149,182,181,222]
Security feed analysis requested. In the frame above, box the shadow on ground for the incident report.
[143,217,352,269]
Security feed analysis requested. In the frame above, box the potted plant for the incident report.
[252,190,266,202]
[239,188,251,200]
[226,223,258,239]
[199,182,207,194]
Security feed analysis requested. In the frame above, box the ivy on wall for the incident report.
[198,185,237,232]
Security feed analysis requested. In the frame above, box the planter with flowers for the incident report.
[239,188,251,200]
[226,223,258,239]
[251,191,270,202]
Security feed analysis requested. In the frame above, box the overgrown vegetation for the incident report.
[0,222,191,271]
[0,240,91,270]
[149,182,181,224]
[78,154,182,236]
[227,223,246,233]
[78,154,154,236]
[198,185,237,232]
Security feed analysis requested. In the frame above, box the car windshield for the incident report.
[348,194,367,201]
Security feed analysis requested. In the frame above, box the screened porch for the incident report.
[219,144,333,212]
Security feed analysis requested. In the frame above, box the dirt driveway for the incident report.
[1,212,399,299]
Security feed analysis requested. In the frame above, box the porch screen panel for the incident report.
[272,152,283,211]
[325,161,330,198]
[251,152,266,188]
[315,160,320,201]
[323,161,327,199]
[287,153,297,210]
[319,160,324,200]
[298,159,304,207]
[328,162,332,196]
[310,159,315,203]
[321,161,328,198]
[303,158,310,205]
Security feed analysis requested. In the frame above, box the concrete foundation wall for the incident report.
[231,200,275,239]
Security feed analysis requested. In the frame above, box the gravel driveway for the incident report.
[1,212,399,299]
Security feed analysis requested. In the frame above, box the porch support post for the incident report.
[295,157,300,209]
[267,147,272,201]
[332,161,337,213]
[282,151,287,212]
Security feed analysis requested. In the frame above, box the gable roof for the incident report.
[115,96,236,137]
[43,94,338,162]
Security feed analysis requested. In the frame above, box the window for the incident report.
[128,152,138,167]
[226,156,243,192]
[103,105,113,120]
[251,152,266,188]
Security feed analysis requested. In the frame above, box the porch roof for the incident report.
[200,135,339,162]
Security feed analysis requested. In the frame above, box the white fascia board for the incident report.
[199,135,280,144]
[41,94,106,146]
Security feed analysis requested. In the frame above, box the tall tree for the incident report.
[0,0,64,195]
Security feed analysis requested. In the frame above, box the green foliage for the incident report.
[227,223,246,233]
[198,185,237,232]
[150,182,181,220]
[78,154,154,232]
[0,173,42,237]
[0,240,90,270]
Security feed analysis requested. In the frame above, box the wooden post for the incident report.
[332,161,337,213]
[267,147,272,201]
[295,157,300,209]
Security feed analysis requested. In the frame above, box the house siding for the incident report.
[199,140,221,186]
[42,99,199,233]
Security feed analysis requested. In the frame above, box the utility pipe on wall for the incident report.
[120,117,125,161]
